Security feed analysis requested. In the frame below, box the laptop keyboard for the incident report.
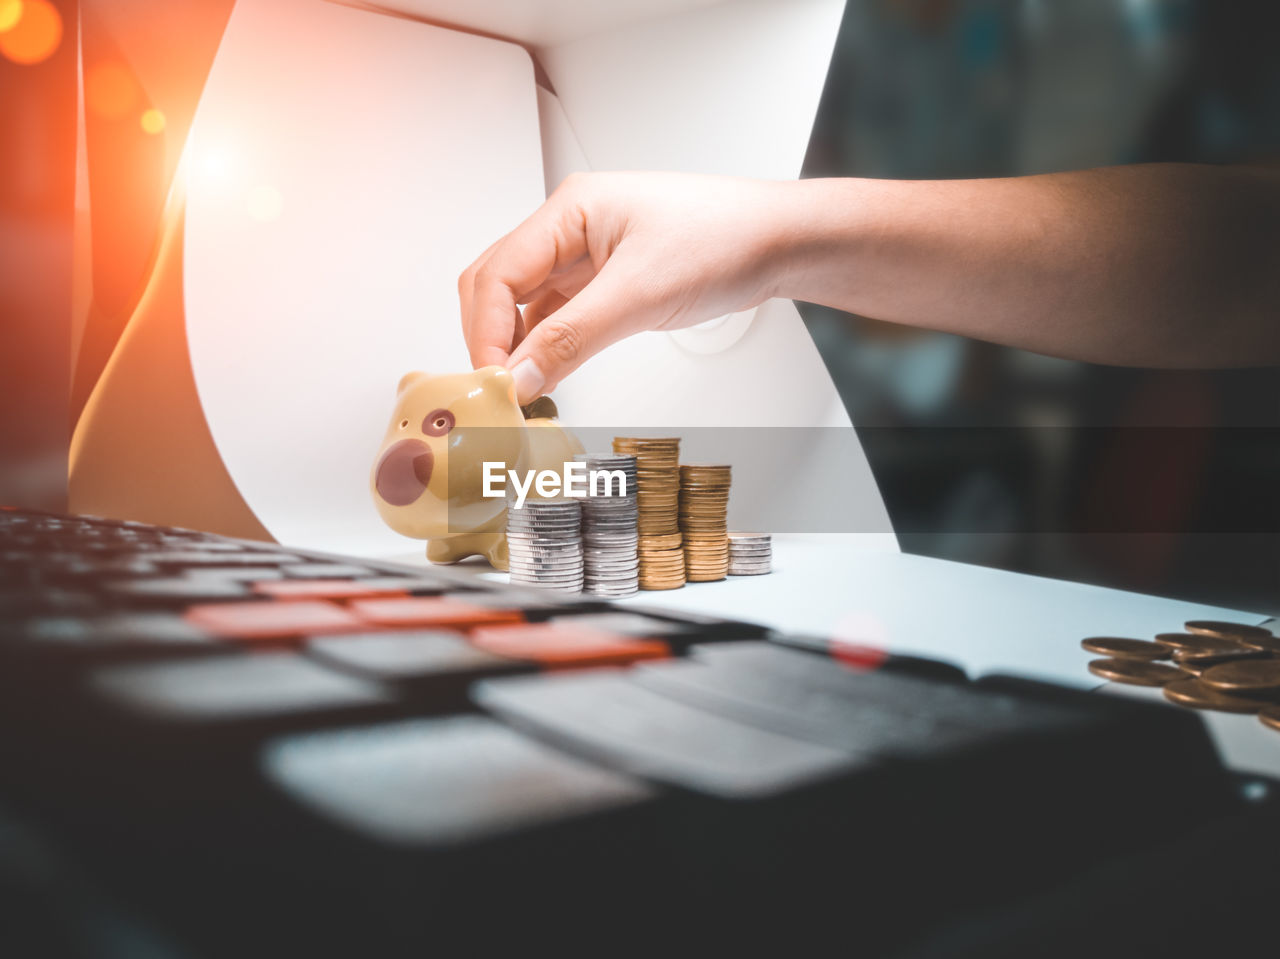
[0,507,1248,954]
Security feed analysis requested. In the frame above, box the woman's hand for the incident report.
[458,172,796,403]
[461,164,1280,397]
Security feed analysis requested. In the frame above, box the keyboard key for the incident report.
[185,600,364,641]
[475,671,861,798]
[8,612,222,661]
[546,611,705,650]
[177,541,270,553]
[51,558,163,579]
[0,587,96,616]
[279,563,378,580]
[106,578,253,604]
[253,580,411,601]
[767,633,967,682]
[622,604,770,640]
[348,597,523,630]
[92,653,392,725]
[145,551,306,567]
[546,612,692,637]
[439,589,602,619]
[260,720,671,951]
[633,643,1009,758]
[262,716,654,846]
[348,576,450,596]
[469,623,670,670]
[308,631,530,696]
[695,642,1081,734]
[183,566,287,582]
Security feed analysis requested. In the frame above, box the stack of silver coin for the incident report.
[506,497,583,592]
[575,452,639,597]
[727,531,772,576]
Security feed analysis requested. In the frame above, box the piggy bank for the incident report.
[371,366,582,570]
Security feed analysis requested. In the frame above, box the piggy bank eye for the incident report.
[422,408,455,437]
[398,419,409,430]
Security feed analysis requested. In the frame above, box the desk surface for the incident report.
[385,536,1279,779]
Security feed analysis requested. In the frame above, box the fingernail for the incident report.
[508,358,545,405]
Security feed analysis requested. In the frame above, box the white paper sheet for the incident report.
[184,0,894,557]
[184,0,545,556]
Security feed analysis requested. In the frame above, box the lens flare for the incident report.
[246,184,284,222]
[0,0,23,33]
[86,61,139,120]
[0,0,61,64]
[140,108,166,135]
[195,146,234,182]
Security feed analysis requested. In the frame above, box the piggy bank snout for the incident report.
[375,439,434,506]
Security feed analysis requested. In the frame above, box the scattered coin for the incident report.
[1087,658,1183,686]
[1080,621,1280,723]
[1184,621,1280,654]
[1173,648,1269,677]
[1199,659,1280,694]
[1185,620,1274,644]
[1080,637,1169,660]
[1163,678,1274,714]
[1153,632,1249,656]
[1238,633,1280,654]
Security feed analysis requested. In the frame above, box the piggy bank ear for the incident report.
[397,371,429,395]
[477,365,517,404]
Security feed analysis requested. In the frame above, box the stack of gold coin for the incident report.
[613,437,684,590]
[1081,620,1280,730]
[678,464,731,582]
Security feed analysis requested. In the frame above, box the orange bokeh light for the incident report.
[86,61,139,121]
[0,0,23,33]
[140,107,167,135]
[0,0,61,65]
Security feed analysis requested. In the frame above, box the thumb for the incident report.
[504,260,644,403]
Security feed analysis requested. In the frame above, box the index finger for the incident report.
[462,197,589,370]
[458,234,505,357]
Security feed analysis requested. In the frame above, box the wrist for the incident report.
[759,177,871,305]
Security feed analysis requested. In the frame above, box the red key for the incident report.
[469,622,669,669]
[829,641,889,672]
[253,580,410,601]
[348,597,524,630]
[184,600,364,641]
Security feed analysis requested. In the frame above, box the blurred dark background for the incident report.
[0,0,75,514]
[801,0,1279,612]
